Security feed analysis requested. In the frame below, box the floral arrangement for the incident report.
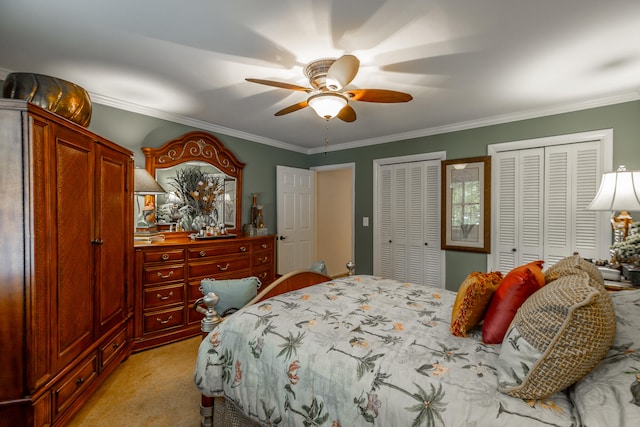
[167,167,224,230]
[611,222,640,265]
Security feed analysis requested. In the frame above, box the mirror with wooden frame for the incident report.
[143,131,244,234]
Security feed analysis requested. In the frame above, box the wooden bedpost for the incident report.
[194,292,222,427]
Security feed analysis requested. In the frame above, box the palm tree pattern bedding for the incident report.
[195,275,640,426]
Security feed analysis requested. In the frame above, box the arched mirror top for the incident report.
[143,131,244,234]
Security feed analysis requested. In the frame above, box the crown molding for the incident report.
[308,91,640,155]
[3,67,638,156]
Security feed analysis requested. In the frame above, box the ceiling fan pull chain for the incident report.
[324,119,330,155]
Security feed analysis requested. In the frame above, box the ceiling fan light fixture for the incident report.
[308,92,348,120]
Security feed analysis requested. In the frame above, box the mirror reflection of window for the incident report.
[154,161,236,231]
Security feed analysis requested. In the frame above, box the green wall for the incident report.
[87,103,310,232]
[9,87,639,290]
[309,101,640,290]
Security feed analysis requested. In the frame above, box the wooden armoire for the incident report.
[0,99,134,426]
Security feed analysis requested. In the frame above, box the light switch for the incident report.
[363,217,369,227]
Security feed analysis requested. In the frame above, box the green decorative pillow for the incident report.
[496,270,616,399]
[309,260,328,275]
[200,277,261,316]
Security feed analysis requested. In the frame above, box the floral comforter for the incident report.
[195,275,584,426]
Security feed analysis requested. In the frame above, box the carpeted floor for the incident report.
[67,336,203,427]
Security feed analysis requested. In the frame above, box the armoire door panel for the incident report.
[53,126,95,370]
[96,146,130,334]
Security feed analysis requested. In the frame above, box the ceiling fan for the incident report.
[246,54,413,122]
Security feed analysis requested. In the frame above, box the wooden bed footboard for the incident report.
[195,269,333,427]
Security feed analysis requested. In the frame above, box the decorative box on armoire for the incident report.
[0,99,135,427]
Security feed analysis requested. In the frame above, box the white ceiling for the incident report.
[1,0,640,153]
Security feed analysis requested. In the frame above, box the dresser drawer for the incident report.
[99,328,128,371]
[188,242,249,260]
[252,238,274,252]
[253,264,274,285]
[143,283,184,310]
[143,248,185,263]
[253,250,273,267]
[143,306,184,334]
[53,353,98,418]
[143,264,185,285]
[189,255,251,278]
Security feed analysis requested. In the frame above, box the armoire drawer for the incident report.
[143,283,184,310]
[99,328,128,371]
[143,264,185,285]
[53,353,98,418]
[143,306,185,334]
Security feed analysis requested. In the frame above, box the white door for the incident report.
[375,159,443,287]
[493,148,545,273]
[490,137,608,273]
[276,166,315,275]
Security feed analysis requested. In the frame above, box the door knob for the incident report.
[279,235,287,240]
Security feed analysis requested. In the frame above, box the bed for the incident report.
[194,260,640,426]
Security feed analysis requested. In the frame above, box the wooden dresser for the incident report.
[0,100,134,427]
[133,234,275,351]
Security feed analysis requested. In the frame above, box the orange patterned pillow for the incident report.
[451,271,504,337]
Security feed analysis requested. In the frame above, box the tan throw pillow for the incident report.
[496,270,616,399]
[544,254,605,289]
[450,271,503,337]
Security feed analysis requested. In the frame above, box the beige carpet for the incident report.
[67,336,203,427]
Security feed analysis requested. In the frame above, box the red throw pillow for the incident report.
[482,261,545,344]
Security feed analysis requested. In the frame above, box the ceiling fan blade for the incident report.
[274,100,309,116]
[337,104,356,122]
[346,89,413,103]
[326,55,360,90]
[246,78,312,93]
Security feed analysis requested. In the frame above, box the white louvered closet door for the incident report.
[494,149,544,274]
[376,160,442,286]
[544,141,602,264]
[378,166,394,279]
[492,140,604,274]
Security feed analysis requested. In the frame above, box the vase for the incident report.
[193,213,215,231]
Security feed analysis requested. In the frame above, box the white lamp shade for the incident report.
[308,93,348,119]
[587,168,640,211]
[134,168,166,195]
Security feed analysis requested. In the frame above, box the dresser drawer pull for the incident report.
[239,246,247,252]
[199,251,207,257]
[217,263,230,271]
[156,291,174,300]
[156,315,173,324]
[258,256,268,263]
[161,253,170,261]
[75,377,85,387]
[258,272,268,279]
[261,243,267,249]
[157,271,174,279]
